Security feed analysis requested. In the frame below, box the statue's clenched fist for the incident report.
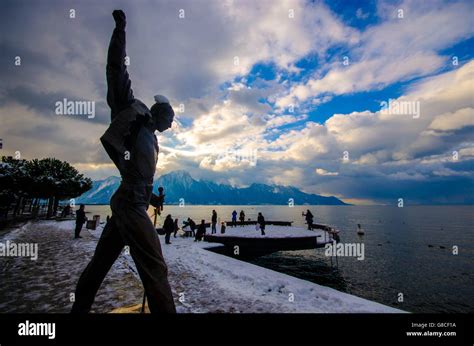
[112,10,126,29]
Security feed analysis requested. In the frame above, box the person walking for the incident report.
[163,214,174,245]
[231,210,237,227]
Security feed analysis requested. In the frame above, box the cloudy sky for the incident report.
[1,0,473,205]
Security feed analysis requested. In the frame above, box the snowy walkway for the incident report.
[0,221,143,313]
[0,220,403,313]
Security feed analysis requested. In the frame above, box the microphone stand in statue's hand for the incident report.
[141,199,161,312]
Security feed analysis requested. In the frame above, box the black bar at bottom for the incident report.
[0,313,472,345]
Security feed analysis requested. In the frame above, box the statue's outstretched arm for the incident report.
[106,10,135,121]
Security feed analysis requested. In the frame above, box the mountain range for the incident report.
[76,170,347,205]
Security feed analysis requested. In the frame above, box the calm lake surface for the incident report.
[85,205,474,313]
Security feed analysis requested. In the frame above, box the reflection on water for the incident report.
[85,204,474,313]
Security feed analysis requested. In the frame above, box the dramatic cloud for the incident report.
[275,0,474,110]
[261,62,474,203]
[0,0,473,203]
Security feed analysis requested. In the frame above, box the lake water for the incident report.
[85,205,474,313]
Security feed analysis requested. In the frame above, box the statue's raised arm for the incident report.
[106,10,135,121]
[73,9,176,316]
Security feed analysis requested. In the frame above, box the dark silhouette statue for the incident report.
[71,10,176,314]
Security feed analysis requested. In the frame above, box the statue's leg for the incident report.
[117,204,176,313]
[71,216,124,313]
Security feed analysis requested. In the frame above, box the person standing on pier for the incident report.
[239,210,245,226]
[211,210,217,234]
[71,10,176,314]
[231,210,237,227]
[303,209,314,230]
[257,212,266,236]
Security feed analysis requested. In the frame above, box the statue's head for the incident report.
[150,95,174,132]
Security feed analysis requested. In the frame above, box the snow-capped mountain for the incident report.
[76,176,121,205]
[77,170,347,205]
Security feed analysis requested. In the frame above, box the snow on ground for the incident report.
[0,221,143,313]
[161,235,403,313]
[0,220,403,313]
